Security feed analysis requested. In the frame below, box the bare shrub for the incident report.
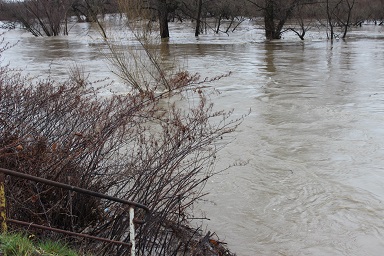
[104,1,171,93]
[0,47,240,254]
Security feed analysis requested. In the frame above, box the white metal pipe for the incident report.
[129,207,135,256]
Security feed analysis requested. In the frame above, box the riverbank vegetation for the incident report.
[0,0,383,40]
[0,19,242,254]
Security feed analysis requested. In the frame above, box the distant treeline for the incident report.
[0,0,383,39]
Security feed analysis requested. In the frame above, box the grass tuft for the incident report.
[0,233,80,256]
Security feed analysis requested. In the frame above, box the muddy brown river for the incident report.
[2,20,384,255]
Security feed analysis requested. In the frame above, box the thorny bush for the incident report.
[0,58,241,254]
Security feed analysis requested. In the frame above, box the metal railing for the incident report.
[0,167,150,256]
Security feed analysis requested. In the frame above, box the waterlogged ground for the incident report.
[2,19,384,255]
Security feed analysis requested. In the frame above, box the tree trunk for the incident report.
[326,0,334,39]
[263,0,300,40]
[158,0,169,39]
[264,0,276,40]
[342,0,355,38]
[195,0,203,36]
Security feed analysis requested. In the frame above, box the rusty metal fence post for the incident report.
[0,172,6,233]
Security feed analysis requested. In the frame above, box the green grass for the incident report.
[0,233,79,256]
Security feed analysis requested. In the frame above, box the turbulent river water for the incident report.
[2,19,384,255]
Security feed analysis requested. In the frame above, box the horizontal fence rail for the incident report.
[7,219,132,247]
[0,167,151,256]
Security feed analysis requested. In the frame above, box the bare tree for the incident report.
[286,1,319,40]
[71,0,114,23]
[247,0,311,40]
[118,0,175,39]
[9,0,73,36]
[0,0,117,36]
[369,0,384,24]
[322,0,356,39]
[206,1,247,34]
[341,0,355,38]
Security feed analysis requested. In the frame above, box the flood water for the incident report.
[2,20,384,255]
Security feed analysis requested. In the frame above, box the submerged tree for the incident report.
[2,0,73,36]
[324,0,356,39]
[0,0,116,36]
[246,0,306,39]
